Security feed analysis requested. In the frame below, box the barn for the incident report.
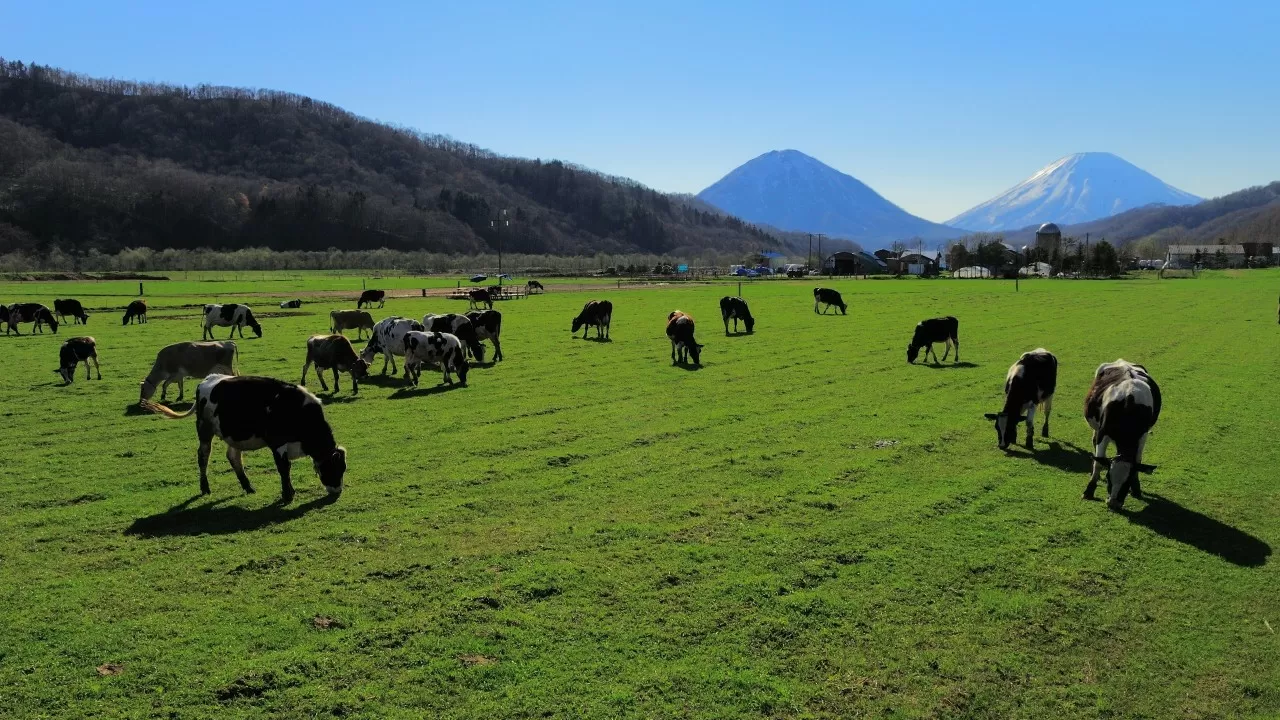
[822,251,888,276]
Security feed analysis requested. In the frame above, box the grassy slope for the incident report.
[0,272,1276,719]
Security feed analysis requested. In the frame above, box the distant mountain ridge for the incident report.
[697,150,961,244]
[948,152,1200,232]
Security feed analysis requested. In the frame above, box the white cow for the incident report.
[403,331,470,386]
[203,304,261,340]
[360,317,424,375]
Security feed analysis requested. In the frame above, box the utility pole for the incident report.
[808,233,813,269]
[817,233,825,274]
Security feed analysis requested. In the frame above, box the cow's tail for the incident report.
[139,400,197,419]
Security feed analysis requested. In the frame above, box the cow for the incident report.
[53,299,89,324]
[122,299,148,325]
[402,331,470,387]
[465,309,503,362]
[813,288,847,315]
[360,317,425,375]
[56,337,101,384]
[0,303,9,333]
[719,296,755,335]
[6,303,58,335]
[1083,360,1161,510]
[527,280,546,294]
[422,313,485,362]
[572,300,612,340]
[984,349,1057,450]
[907,316,960,365]
[140,341,238,403]
[666,311,703,366]
[141,375,346,503]
[357,289,386,309]
[302,334,370,395]
[203,303,262,340]
[330,309,375,340]
[279,299,303,309]
[468,288,493,310]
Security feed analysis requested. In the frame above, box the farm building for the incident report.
[822,251,888,275]
[1166,244,1261,269]
[1034,223,1062,255]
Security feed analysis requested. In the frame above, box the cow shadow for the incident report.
[1122,493,1271,567]
[125,493,338,537]
[921,361,979,369]
[672,362,704,371]
[468,360,498,370]
[724,331,754,338]
[579,336,612,343]
[388,383,467,399]
[320,394,361,405]
[358,373,407,388]
[1020,441,1095,473]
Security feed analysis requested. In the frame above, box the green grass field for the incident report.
[1,271,1277,719]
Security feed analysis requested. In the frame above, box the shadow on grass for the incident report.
[126,493,338,537]
[358,373,408,388]
[1123,493,1271,567]
[724,331,754,338]
[919,361,979,369]
[320,394,361,405]
[388,382,467,399]
[671,362,704,371]
[578,335,612,343]
[1019,440,1095,473]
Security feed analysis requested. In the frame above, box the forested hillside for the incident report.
[0,60,783,257]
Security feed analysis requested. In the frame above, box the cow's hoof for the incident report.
[244,487,256,494]
[281,493,295,504]
[1106,500,1124,512]
[1025,441,1034,450]
[1081,492,1096,501]
[1131,489,1144,500]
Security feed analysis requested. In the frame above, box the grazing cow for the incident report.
[402,331,470,386]
[1083,360,1162,509]
[53,299,89,324]
[357,289,386,309]
[140,341,238,403]
[57,337,101,383]
[422,313,485,362]
[7,303,58,335]
[468,288,493,310]
[813,288,847,315]
[279,299,303,309]
[719,296,755,334]
[465,309,503,361]
[907,316,960,364]
[203,303,262,340]
[985,349,1057,450]
[360,317,425,375]
[302,334,370,395]
[527,279,545,294]
[0,303,10,333]
[572,300,613,339]
[330,309,375,340]
[666,311,703,366]
[141,375,346,502]
[122,299,148,325]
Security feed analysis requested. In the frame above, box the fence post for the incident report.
[422,289,426,297]
[738,281,742,297]
[139,282,143,296]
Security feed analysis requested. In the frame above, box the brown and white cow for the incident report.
[302,334,370,395]
[7,303,59,335]
[403,331,470,387]
[54,299,89,324]
[572,300,612,340]
[203,304,261,340]
[465,309,503,361]
[122,300,148,325]
[985,349,1057,450]
[139,341,238,403]
[57,337,101,383]
[330,309,375,340]
[666,310,702,366]
[1083,360,1162,510]
[142,375,346,503]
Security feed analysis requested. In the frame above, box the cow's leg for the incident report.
[388,353,398,375]
[301,358,312,387]
[175,378,185,402]
[197,434,213,495]
[226,446,255,494]
[1084,435,1109,500]
[271,449,295,503]
[1023,403,1036,449]
[331,368,340,393]
[316,364,330,391]
[814,300,819,314]
[724,316,730,335]
[1040,396,1053,437]
[1131,434,1148,499]
[492,337,502,361]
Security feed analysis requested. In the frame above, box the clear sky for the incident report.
[4,1,1277,222]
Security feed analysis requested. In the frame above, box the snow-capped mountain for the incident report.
[947,152,1201,232]
[697,150,960,243]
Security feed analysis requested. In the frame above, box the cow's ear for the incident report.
[1136,463,1157,474]
[983,413,999,420]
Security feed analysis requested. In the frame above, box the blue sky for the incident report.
[4,0,1277,222]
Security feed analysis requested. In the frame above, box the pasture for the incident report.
[0,271,1277,718]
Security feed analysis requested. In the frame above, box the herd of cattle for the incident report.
[4,284,1165,512]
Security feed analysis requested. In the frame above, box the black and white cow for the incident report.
[57,336,101,384]
[358,289,386,309]
[572,300,612,339]
[360,317,425,375]
[122,300,148,325]
[468,288,493,311]
[142,375,346,503]
[7,303,58,335]
[985,348,1057,450]
[666,311,703,366]
[719,296,755,335]
[302,334,370,395]
[813,288,847,315]
[465,309,503,361]
[527,279,546,294]
[422,313,485,362]
[279,299,303,309]
[402,331,470,386]
[203,304,262,340]
[53,298,89,324]
[1083,360,1161,509]
[907,316,960,364]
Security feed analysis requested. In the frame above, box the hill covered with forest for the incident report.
[0,59,784,258]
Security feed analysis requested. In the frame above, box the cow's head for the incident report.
[572,316,585,333]
[314,446,347,495]
[1093,455,1157,505]
[686,341,704,366]
[46,314,59,334]
[247,318,263,337]
[55,365,75,384]
[984,412,1027,450]
[139,379,157,403]
[122,311,132,325]
[744,315,755,333]
[80,312,89,324]
[350,357,370,381]
[907,344,921,364]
